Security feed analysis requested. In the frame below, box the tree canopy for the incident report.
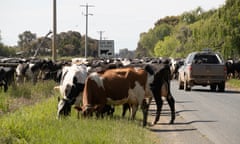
[2,30,98,58]
[136,0,240,60]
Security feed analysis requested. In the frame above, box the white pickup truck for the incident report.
[178,50,227,92]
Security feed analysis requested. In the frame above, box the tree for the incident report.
[154,16,179,26]
[57,31,82,56]
[181,7,203,24]
[154,36,180,57]
[136,24,172,56]
[18,31,37,56]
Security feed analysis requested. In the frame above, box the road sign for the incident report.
[98,40,114,58]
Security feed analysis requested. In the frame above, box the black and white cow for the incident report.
[57,64,88,118]
[225,60,240,79]
[15,59,41,84]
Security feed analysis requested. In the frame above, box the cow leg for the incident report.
[167,93,175,124]
[122,103,130,117]
[2,80,8,92]
[153,98,163,125]
[74,95,82,119]
[141,99,150,127]
[130,104,138,120]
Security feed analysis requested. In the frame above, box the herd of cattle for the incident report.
[0,56,239,126]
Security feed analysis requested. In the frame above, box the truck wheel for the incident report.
[218,82,225,92]
[210,84,217,91]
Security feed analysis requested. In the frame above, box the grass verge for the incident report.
[0,81,160,144]
[0,97,160,144]
[227,79,240,89]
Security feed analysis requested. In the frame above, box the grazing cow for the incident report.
[0,66,15,92]
[15,59,45,84]
[57,64,88,118]
[81,67,154,126]
[145,64,175,124]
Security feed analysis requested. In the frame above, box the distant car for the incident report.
[178,50,226,91]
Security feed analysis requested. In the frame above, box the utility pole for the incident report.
[52,0,57,62]
[97,30,104,57]
[81,3,94,58]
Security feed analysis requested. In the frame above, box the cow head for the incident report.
[57,97,75,118]
[57,79,85,118]
[57,84,84,117]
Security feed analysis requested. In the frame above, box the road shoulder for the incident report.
[147,101,214,144]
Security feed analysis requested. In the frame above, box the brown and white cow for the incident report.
[81,67,154,126]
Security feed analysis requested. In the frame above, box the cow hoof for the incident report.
[169,120,174,124]
[151,121,157,125]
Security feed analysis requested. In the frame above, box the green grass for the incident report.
[0,81,160,144]
[0,81,56,113]
[0,98,160,144]
[227,78,240,88]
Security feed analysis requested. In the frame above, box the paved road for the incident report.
[148,80,240,144]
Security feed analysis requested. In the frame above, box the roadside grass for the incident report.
[0,81,160,144]
[0,80,56,114]
[227,78,240,88]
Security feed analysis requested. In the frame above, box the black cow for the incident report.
[40,60,65,83]
[0,66,15,92]
[225,60,240,79]
[144,64,175,125]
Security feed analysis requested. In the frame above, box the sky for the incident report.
[0,0,226,52]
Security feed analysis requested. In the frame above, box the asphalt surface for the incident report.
[148,80,240,144]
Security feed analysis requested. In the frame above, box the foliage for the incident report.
[0,33,16,56]
[136,0,240,59]
[0,44,16,57]
[154,36,181,58]
[136,24,173,57]
[18,31,37,56]
[155,16,180,26]
[9,30,99,58]
[57,31,82,57]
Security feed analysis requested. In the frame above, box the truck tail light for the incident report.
[224,66,227,77]
[188,65,192,77]
[188,65,192,71]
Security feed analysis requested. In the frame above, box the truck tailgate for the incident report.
[191,64,225,77]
